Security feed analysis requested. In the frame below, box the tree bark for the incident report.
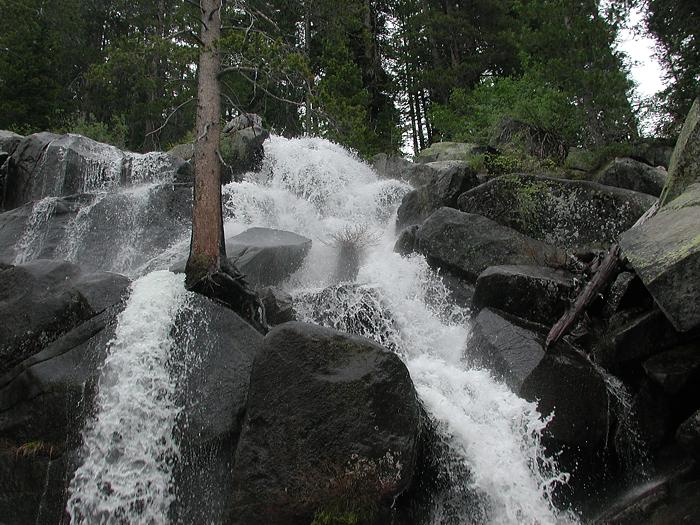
[186,0,224,289]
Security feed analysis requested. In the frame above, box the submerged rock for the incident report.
[415,207,565,282]
[230,322,420,525]
[472,265,574,325]
[396,161,479,228]
[595,157,667,197]
[457,174,656,251]
[619,183,700,332]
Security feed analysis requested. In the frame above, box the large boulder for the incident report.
[396,161,479,228]
[415,207,565,282]
[619,183,700,332]
[467,308,546,391]
[226,227,312,286]
[414,142,489,164]
[472,265,574,325]
[660,97,700,205]
[2,133,190,210]
[230,322,421,525]
[457,174,657,251]
[0,260,129,374]
[595,157,668,197]
[372,153,476,188]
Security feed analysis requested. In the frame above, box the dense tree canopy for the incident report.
[0,0,686,156]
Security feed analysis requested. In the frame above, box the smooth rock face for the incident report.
[661,97,700,205]
[0,260,129,373]
[457,174,657,251]
[468,308,546,391]
[467,307,610,479]
[0,307,117,525]
[596,157,668,197]
[227,227,312,286]
[414,142,488,164]
[230,322,420,525]
[396,161,479,228]
[472,265,574,325]
[3,133,189,210]
[597,308,683,368]
[619,183,700,332]
[415,207,565,282]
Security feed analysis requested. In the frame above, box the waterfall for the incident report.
[66,271,190,524]
[52,134,578,523]
[221,136,578,524]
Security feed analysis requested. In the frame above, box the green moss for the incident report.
[311,510,362,525]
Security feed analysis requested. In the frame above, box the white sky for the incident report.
[616,7,668,99]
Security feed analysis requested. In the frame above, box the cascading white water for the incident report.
[11,140,183,275]
[221,136,578,524]
[66,271,190,525]
[12,196,59,264]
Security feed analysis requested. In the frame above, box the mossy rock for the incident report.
[661,97,700,205]
[457,174,656,251]
[620,183,700,332]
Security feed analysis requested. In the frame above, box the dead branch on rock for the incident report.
[545,243,621,350]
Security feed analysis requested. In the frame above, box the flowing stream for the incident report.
[55,135,577,523]
[67,271,191,524]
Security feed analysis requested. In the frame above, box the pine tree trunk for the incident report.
[185,0,224,289]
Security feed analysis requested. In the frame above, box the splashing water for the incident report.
[13,196,59,264]
[66,271,190,525]
[222,136,577,524]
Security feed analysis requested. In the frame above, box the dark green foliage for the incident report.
[0,0,665,155]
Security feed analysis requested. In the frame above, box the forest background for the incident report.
[0,0,697,159]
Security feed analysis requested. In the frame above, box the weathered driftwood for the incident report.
[545,243,621,350]
[545,199,661,350]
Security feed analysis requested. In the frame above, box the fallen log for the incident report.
[545,199,661,350]
[545,243,621,350]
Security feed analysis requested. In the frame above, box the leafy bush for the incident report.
[430,70,583,146]
[56,113,129,149]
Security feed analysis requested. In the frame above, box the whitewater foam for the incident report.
[66,271,189,525]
